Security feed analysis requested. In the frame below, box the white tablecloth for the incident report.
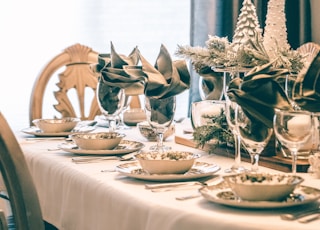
[18,123,320,230]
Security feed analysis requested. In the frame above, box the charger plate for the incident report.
[58,140,144,155]
[200,181,320,209]
[116,161,220,182]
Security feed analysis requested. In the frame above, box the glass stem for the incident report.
[157,132,164,153]
[109,120,116,132]
[250,154,259,172]
[291,150,298,174]
[233,134,241,168]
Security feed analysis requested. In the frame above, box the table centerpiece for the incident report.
[175,0,320,172]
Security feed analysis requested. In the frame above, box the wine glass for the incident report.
[236,105,273,172]
[274,110,313,174]
[96,77,126,132]
[224,98,247,173]
[145,96,176,152]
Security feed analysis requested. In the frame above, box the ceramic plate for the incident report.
[21,126,95,137]
[58,140,144,155]
[116,161,220,182]
[199,181,320,209]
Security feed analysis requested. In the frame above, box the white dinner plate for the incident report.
[116,161,221,182]
[21,126,95,137]
[199,181,320,209]
[58,140,145,155]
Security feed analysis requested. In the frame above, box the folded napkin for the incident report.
[135,44,191,99]
[197,66,224,100]
[292,42,320,112]
[227,62,292,128]
[98,42,145,95]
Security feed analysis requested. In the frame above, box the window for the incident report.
[0,0,190,130]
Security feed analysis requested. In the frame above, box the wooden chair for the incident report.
[29,43,101,126]
[0,111,45,230]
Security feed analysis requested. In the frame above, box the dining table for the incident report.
[17,119,320,230]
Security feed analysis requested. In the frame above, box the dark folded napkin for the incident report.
[137,44,191,99]
[98,42,145,95]
[197,66,224,100]
[292,42,320,112]
[227,62,292,128]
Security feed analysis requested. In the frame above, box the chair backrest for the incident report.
[29,43,101,126]
[0,112,45,230]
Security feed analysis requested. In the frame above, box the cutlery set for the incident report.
[145,176,222,194]
[72,153,135,163]
[145,181,203,192]
[281,206,320,223]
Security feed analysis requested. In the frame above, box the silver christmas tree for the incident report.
[232,0,262,48]
[263,0,290,60]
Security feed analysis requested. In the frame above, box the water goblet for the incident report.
[96,78,126,132]
[224,98,247,173]
[145,96,176,152]
[236,105,273,172]
[273,110,313,174]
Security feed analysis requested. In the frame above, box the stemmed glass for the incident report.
[273,110,313,174]
[224,98,247,172]
[236,105,273,172]
[145,96,176,152]
[96,77,126,132]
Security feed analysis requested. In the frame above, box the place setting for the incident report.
[21,118,97,138]
[115,150,221,182]
[57,132,145,156]
[199,172,320,209]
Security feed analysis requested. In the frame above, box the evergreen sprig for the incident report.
[175,31,304,74]
[192,109,233,153]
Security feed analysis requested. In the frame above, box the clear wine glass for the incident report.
[145,96,176,152]
[273,110,313,174]
[224,98,247,173]
[96,77,126,132]
[236,105,273,172]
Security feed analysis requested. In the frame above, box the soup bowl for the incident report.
[135,151,200,174]
[223,173,304,201]
[33,117,80,133]
[70,132,125,150]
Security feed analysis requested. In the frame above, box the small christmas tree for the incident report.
[232,0,262,48]
[263,0,290,60]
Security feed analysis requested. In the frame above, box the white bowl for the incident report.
[223,173,304,201]
[33,117,80,133]
[135,151,199,174]
[137,121,175,141]
[70,132,125,150]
